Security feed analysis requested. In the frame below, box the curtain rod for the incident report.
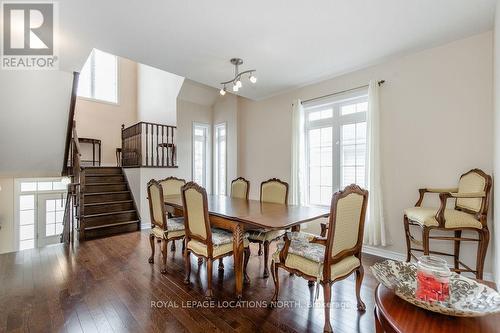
[300,80,385,104]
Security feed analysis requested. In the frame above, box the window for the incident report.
[78,49,118,104]
[304,90,368,206]
[214,123,227,195]
[192,123,210,189]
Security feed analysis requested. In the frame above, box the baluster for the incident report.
[162,125,165,167]
[156,124,159,167]
[146,123,149,166]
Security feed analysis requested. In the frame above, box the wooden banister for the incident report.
[62,71,80,176]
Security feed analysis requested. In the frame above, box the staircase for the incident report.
[79,167,140,240]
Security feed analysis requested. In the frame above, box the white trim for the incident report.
[213,122,227,195]
[192,122,211,192]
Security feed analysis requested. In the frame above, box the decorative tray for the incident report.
[370,260,500,317]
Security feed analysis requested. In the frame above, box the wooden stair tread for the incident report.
[84,220,140,230]
[83,210,136,218]
[86,182,128,186]
[84,191,130,196]
[84,200,133,207]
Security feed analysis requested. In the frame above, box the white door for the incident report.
[37,193,66,246]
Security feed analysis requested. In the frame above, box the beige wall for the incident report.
[75,57,138,166]
[0,178,15,253]
[238,32,494,274]
[493,2,500,284]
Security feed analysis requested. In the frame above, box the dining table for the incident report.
[164,194,330,299]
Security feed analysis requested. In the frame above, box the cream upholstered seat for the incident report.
[231,177,250,200]
[403,169,492,279]
[270,185,369,333]
[147,180,185,274]
[182,182,250,299]
[247,178,288,278]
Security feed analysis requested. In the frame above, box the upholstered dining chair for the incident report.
[159,176,186,250]
[231,177,250,200]
[404,168,492,279]
[247,178,289,278]
[147,179,185,274]
[182,182,251,299]
[271,184,369,333]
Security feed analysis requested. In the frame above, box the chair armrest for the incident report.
[415,187,459,207]
[309,236,327,246]
[448,192,485,198]
[435,192,455,227]
[278,233,292,263]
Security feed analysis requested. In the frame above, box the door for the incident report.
[37,193,66,246]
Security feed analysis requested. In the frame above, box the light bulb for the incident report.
[236,80,242,88]
[219,88,226,96]
[232,84,239,92]
[249,74,257,84]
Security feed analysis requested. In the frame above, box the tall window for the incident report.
[304,90,368,206]
[78,49,118,104]
[214,123,227,195]
[192,123,210,188]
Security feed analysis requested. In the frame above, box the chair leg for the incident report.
[148,234,155,264]
[320,223,327,238]
[171,240,176,252]
[454,230,462,272]
[182,238,186,252]
[198,257,203,265]
[476,229,489,280]
[244,247,251,284]
[323,282,333,333]
[308,280,315,287]
[184,251,191,284]
[218,258,224,271]
[206,258,214,299]
[355,266,366,311]
[263,240,270,278]
[271,260,280,302]
[258,243,263,256]
[160,239,168,274]
[422,227,430,255]
[403,215,411,262]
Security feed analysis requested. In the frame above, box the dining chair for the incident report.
[147,179,185,274]
[271,184,369,333]
[403,168,492,279]
[231,177,250,199]
[182,181,251,299]
[247,178,288,278]
[159,176,186,250]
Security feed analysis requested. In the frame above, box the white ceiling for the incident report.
[59,0,496,100]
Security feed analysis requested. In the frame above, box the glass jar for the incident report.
[416,256,451,302]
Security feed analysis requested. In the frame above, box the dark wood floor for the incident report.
[0,230,385,333]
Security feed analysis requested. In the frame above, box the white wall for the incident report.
[238,32,494,275]
[493,0,500,285]
[137,64,184,126]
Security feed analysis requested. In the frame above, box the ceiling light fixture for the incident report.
[220,58,257,95]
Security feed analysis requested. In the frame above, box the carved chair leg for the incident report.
[263,240,270,278]
[454,230,462,272]
[198,257,203,266]
[182,238,186,252]
[258,243,263,256]
[323,282,333,333]
[148,233,155,264]
[184,251,191,284]
[243,247,251,284]
[355,266,366,311]
[422,227,430,255]
[206,258,214,299]
[271,260,280,303]
[160,239,168,274]
[476,229,489,280]
[320,223,327,238]
[218,258,224,271]
[171,240,176,252]
[403,215,411,262]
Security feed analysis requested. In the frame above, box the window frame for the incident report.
[303,91,368,206]
[77,49,120,105]
[213,122,227,196]
[192,122,211,192]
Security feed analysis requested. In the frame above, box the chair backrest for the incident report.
[159,176,186,196]
[147,179,167,229]
[181,182,211,243]
[326,184,368,259]
[260,178,288,204]
[231,177,250,200]
[455,169,492,215]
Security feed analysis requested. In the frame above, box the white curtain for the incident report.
[364,81,390,246]
[291,99,306,205]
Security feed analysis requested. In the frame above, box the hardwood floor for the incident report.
[0,230,385,333]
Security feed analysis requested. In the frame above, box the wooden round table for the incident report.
[374,284,500,333]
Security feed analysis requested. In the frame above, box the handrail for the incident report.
[62,71,80,176]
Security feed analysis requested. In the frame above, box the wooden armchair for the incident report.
[159,176,186,250]
[147,180,185,274]
[247,178,288,278]
[404,168,492,279]
[230,177,250,200]
[182,182,250,299]
[271,184,369,333]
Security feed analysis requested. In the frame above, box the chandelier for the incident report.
[219,58,257,95]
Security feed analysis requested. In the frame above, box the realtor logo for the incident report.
[2,1,59,69]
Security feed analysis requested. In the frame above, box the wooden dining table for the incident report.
[164,194,330,299]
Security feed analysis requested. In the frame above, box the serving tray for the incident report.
[370,260,500,317]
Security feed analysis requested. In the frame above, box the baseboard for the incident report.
[362,245,495,282]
